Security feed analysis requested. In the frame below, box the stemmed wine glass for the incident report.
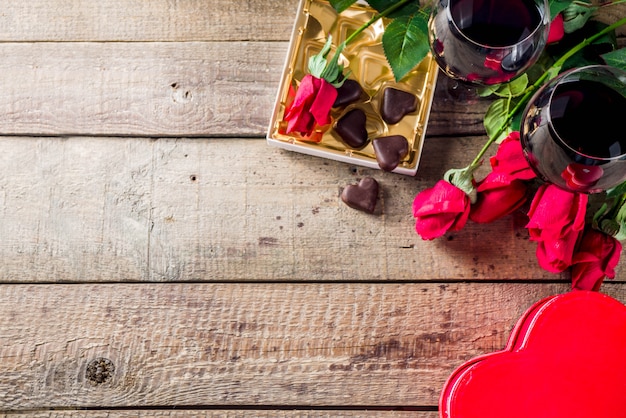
[520,65,626,193]
[428,0,550,86]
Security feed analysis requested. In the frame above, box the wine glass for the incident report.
[428,0,550,86]
[520,65,626,193]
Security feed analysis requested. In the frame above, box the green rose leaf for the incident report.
[549,0,573,19]
[329,0,358,13]
[382,14,430,81]
[602,48,626,72]
[492,74,529,98]
[366,0,421,17]
[484,98,513,143]
[606,182,626,199]
[477,74,528,98]
[562,2,597,34]
[476,85,501,98]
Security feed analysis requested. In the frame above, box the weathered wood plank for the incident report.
[0,0,300,42]
[0,42,282,137]
[0,42,488,138]
[0,135,602,283]
[0,411,435,418]
[3,282,619,409]
[0,0,622,43]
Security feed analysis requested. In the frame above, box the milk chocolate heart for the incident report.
[380,87,418,124]
[334,79,365,108]
[372,135,409,172]
[441,291,626,418]
[341,177,379,214]
[335,108,368,149]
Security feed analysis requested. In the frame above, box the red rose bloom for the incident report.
[489,132,536,181]
[526,184,587,273]
[470,132,536,223]
[548,13,565,44]
[470,174,528,223]
[284,74,337,137]
[571,228,622,291]
[413,180,471,240]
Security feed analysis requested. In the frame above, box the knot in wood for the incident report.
[86,357,115,385]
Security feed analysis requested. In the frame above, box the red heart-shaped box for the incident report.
[440,291,626,418]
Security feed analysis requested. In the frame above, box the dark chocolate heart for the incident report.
[372,135,409,172]
[333,79,365,108]
[335,108,368,149]
[380,87,418,124]
[341,177,379,214]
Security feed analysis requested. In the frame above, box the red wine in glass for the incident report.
[429,0,550,85]
[521,65,626,193]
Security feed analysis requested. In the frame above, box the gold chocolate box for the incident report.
[267,0,438,176]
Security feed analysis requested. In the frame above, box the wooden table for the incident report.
[1,1,624,416]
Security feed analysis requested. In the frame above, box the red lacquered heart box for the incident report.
[440,291,626,418]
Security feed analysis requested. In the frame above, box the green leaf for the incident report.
[602,48,626,72]
[549,0,573,19]
[606,182,626,199]
[382,15,429,81]
[562,2,597,33]
[329,0,357,13]
[509,103,524,133]
[476,85,501,98]
[483,98,513,143]
[366,0,421,17]
[492,74,529,98]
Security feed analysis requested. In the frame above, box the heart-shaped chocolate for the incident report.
[380,87,418,124]
[334,79,365,108]
[335,108,368,149]
[341,177,379,214]
[372,135,409,172]
[441,291,626,418]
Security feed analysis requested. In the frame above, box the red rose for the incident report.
[470,132,536,223]
[489,132,536,181]
[413,180,471,240]
[526,184,587,273]
[284,74,337,137]
[470,174,528,223]
[547,13,565,44]
[571,228,622,291]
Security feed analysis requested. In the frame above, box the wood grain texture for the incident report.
[0,0,300,42]
[0,0,621,43]
[4,282,621,409]
[0,42,489,138]
[0,42,283,137]
[1,135,609,283]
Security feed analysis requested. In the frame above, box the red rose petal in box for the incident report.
[440,291,626,418]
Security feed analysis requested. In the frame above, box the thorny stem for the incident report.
[469,15,626,168]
